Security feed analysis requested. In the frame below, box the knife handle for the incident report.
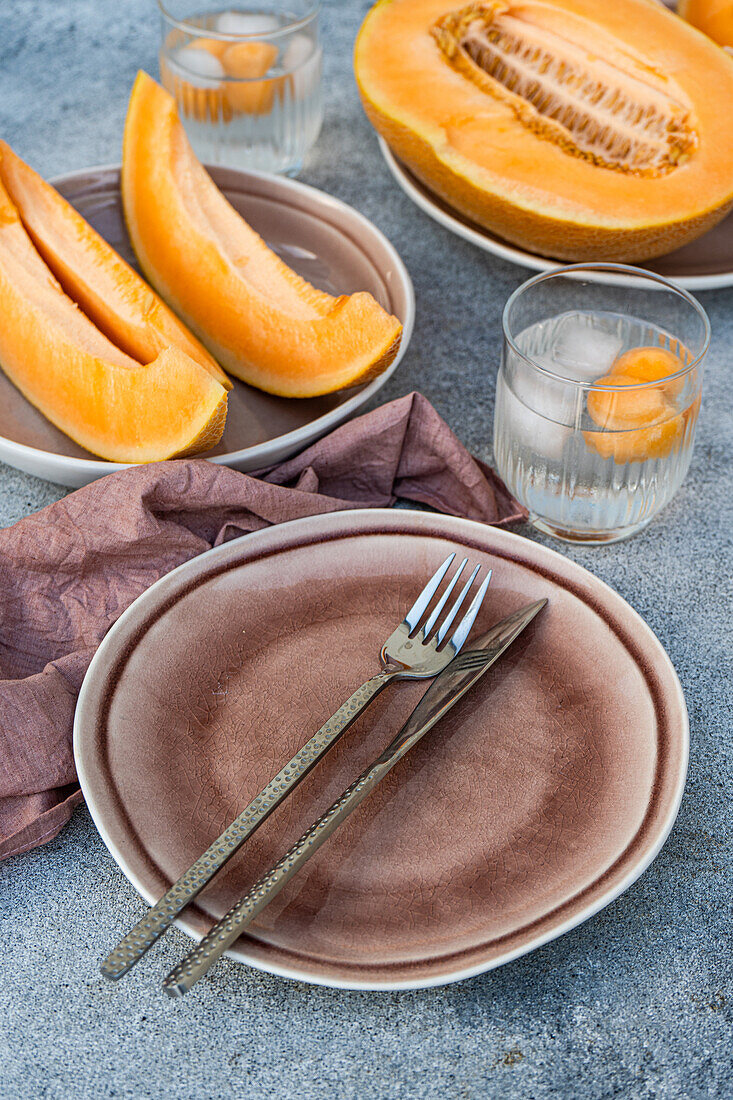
[100,671,393,981]
[163,758,386,997]
[161,601,547,996]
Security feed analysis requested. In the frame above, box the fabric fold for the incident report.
[0,392,524,860]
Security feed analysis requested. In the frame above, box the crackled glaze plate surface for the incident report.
[0,165,413,488]
[74,510,688,989]
[380,138,733,290]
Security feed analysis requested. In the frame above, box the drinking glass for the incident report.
[158,1,322,175]
[493,264,710,544]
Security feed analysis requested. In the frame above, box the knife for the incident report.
[162,598,547,997]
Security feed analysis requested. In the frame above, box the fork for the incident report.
[101,553,490,980]
[163,599,543,997]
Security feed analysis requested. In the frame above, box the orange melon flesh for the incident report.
[222,41,278,77]
[189,37,229,60]
[122,72,403,398]
[355,0,733,261]
[222,42,279,114]
[0,179,228,463]
[164,39,279,117]
[0,141,230,391]
[678,0,733,47]
[587,374,673,431]
[611,346,686,398]
[584,414,685,466]
[584,346,689,463]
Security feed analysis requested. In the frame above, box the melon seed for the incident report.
[432,2,697,175]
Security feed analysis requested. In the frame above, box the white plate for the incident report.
[379,138,733,290]
[75,509,688,990]
[0,164,414,488]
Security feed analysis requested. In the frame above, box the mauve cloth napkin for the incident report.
[0,392,524,860]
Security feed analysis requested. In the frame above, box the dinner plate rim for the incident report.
[378,137,733,291]
[74,509,689,991]
[0,163,415,488]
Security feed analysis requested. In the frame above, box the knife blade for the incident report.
[374,597,547,768]
[163,598,547,997]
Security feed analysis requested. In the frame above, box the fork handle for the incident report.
[100,670,393,980]
[164,761,385,997]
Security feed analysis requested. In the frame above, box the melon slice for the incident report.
[0,178,228,462]
[355,0,733,261]
[122,72,403,398]
[0,140,230,390]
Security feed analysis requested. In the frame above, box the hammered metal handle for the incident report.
[100,671,392,980]
[163,767,381,997]
[162,597,541,999]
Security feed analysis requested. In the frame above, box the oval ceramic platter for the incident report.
[0,165,414,488]
[74,510,688,990]
[380,138,733,290]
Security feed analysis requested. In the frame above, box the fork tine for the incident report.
[404,553,455,633]
[419,557,468,639]
[442,571,492,652]
[433,563,480,647]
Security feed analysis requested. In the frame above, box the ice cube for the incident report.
[170,46,224,83]
[216,11,280,35]
[548,312,623,382]
[497,374,571,461]
[512,355,581,426]
[283,34,318,97]
[283,33,314,71]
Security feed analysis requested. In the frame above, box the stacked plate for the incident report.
[75,510,688,989]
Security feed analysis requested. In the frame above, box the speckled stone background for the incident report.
[0,1,731,1097]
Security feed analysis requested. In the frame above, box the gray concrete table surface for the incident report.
[0,1,731,1097]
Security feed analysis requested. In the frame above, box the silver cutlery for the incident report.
[163,598,547,997]
[101,552,490,980]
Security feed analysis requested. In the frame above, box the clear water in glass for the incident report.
[159,6,323,175]
[494,309,702,543]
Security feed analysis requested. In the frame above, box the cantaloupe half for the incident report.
[355,0,733,261]
[0,140,230,391]
[0,178,228,462]
[122,72,403,398]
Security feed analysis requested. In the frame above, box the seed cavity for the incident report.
[432,2,697,175]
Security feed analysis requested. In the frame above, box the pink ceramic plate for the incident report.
[0,165,414,488]
[380,138,733,290]
[74,510,688,990]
